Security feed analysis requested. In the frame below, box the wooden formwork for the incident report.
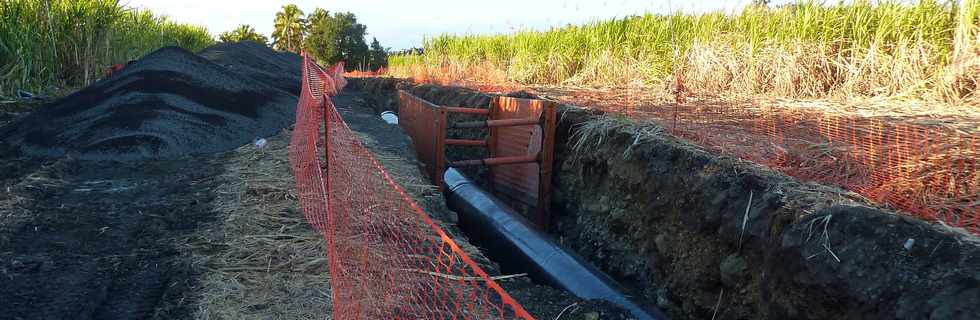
[397,90,558,229]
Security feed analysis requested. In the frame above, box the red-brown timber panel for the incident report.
[489,96,558,228]
[398,90,446,189]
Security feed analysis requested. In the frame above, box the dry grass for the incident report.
[394,36,980,106]
[178,128,332,320]
[336,107,493,262]
[676,35,980,105]
[350,131,445,211]
[175,111,503,319]
[569,113,663,159]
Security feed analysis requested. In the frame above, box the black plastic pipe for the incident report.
[443,168,668,320]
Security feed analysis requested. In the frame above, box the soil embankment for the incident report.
[1,44,298,160]
[353,77,980,320]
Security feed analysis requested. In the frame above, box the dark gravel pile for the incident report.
[199,41,302,94]
[0,43,300,160]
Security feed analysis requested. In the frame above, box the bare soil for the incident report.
[0,144,223,319]
[552,107,980,319]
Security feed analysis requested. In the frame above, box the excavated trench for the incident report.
[352,77,980,320]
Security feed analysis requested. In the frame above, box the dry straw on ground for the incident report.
[179,129,332,320]
[179,116,501,319]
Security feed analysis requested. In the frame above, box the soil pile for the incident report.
[0,44,299,160]
[199,41,302,94]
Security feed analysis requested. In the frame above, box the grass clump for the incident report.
[389,0,980,103]
[0,0,214,97]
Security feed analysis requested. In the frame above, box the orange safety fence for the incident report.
[289,53,534,319]
[390,68,978,233]
[578,92,979,234]
[346,67,387,78]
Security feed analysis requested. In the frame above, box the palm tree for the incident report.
[272,4,305,53]
[304,8,335,62]
[219,24,269,44]
[307,8,329,27]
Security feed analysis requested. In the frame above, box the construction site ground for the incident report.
[0,48,629,318]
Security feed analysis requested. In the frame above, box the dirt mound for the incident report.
[0,45,297,160]
[199,41,302,94]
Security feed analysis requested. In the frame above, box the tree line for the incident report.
[218,4,387,71]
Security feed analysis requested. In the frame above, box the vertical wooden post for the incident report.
[323,98,330,171]
[487,98,500,194]
[434,107,447,190]
[535,101,558,231]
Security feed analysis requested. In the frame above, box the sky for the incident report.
[124,0,788,50]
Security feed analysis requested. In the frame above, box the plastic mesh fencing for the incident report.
[345,67,387,78]
[383,67,979,233]
[289,54,534,320]
[557,88,979,234]
[666,102,976,230]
